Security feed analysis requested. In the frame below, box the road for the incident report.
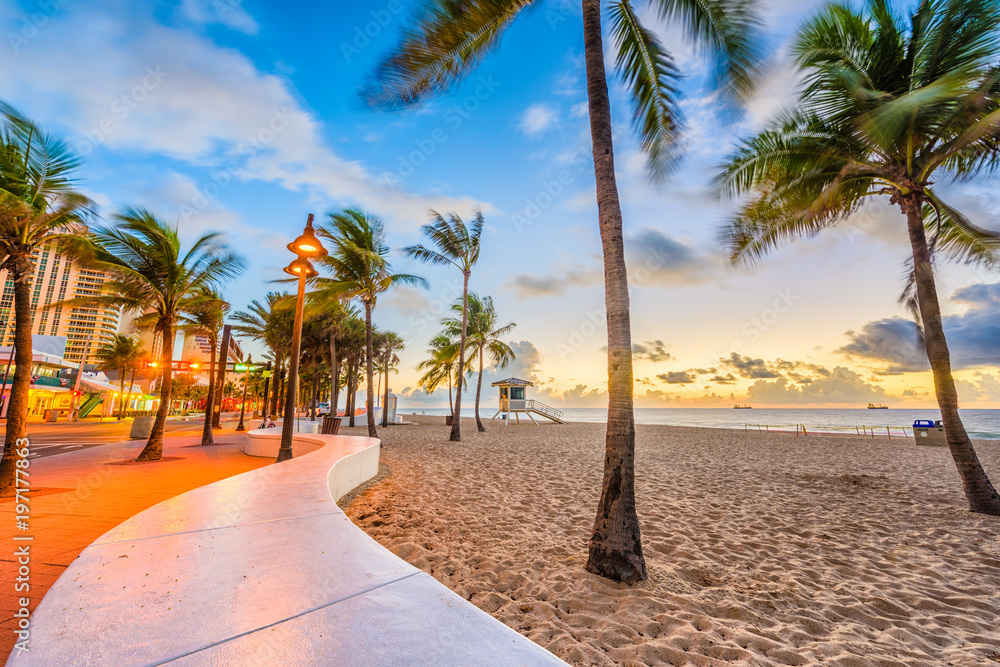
[1,417,246,460]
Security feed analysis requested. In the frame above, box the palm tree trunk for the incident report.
[201,338,217,445]
[447,366,453,416]
[118,365,127,420]
[128,367,137,415]
[364,301,378,438]
[581,0,646,584]
[475,342,485,432]
[450,272,469,442]
[270,357,282,417]
[902,195,1000,514]
[332,355,341,416]
[311,368,319,419]
[0,257,35,497]
[138,320,173,461]
[329,335,338,408]
[382,350,391,428]
[348,356,358,427]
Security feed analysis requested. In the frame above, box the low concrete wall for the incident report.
[9,431,565,666]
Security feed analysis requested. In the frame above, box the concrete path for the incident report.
[0,431,269,662]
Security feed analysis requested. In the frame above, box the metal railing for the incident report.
[745,423,913,438]
[526,400,563,421]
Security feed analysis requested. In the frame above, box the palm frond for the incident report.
[609,0,683,180]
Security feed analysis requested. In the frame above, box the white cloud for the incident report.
[179,0,260,34]
[518,103,559,136]
[0,1,485,229]
[571,101,588,118]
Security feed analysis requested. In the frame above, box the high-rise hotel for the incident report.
[0,242,121,364]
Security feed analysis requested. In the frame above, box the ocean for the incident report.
[399,407,1000,440]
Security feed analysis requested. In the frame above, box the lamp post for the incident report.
[235,355,252,431]
[277,214,327,462]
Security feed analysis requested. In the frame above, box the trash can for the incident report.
[445,415,454,426]
[44,409,59,423]
[913,420,946,446]
[130,415,156,440]
[321,415,342,435]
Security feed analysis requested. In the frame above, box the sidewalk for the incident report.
[0,431,271,661]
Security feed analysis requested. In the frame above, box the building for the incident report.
[0,340,75,419]
[0,242,122,364]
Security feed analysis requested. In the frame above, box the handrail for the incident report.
[526,399,563,419]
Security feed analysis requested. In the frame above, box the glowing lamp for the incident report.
[287,214,328,259]
[283,258,317,278]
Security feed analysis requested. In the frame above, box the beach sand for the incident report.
[341,416,1000,666]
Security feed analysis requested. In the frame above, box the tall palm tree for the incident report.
[67,209,244,461]
[179,291,229,445]
[94,334,144,420]
[232,292,293,418]
[444,294,515,431]
[317,208,426,438]
[403,211,483,442]
[0,103,94,496]
[417,333,460,416]
[363,0,760,583]
[716,0,1000,515]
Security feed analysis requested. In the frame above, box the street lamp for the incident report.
[277,214,326,463]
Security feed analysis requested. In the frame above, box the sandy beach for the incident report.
[341,416,1000,666]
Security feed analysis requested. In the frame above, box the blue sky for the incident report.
[3,0,999,408]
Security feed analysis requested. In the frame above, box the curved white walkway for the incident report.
[8,430,565,666]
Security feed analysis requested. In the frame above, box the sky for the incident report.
[2,0,998,409]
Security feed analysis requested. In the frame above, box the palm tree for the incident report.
[303,287,358,417]
[417,333,460,416]
[0,104,94,496]
[179,291,229,445]
[316,208,426,438]
[232,292,293,418]
[377,331,405,427]
[403,211,483,442]
[67,209,244,461]
[716,0,1000,515]
[444,294,515,431]
[94,334,144,420]
[364,0,760,582]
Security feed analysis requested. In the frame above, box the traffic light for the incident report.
[144,361,158,369]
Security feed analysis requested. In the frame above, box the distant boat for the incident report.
[733,404,752,409]
[867,403,889,409]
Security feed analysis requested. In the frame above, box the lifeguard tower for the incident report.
[489,378,565,425]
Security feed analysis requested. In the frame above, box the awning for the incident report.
[79,377,145,395]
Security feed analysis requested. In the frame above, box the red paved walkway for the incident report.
[0,431,271,661]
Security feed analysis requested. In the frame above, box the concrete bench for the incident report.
[9,430,565,666]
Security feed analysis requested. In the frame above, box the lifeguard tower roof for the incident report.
[491,378,534,387]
